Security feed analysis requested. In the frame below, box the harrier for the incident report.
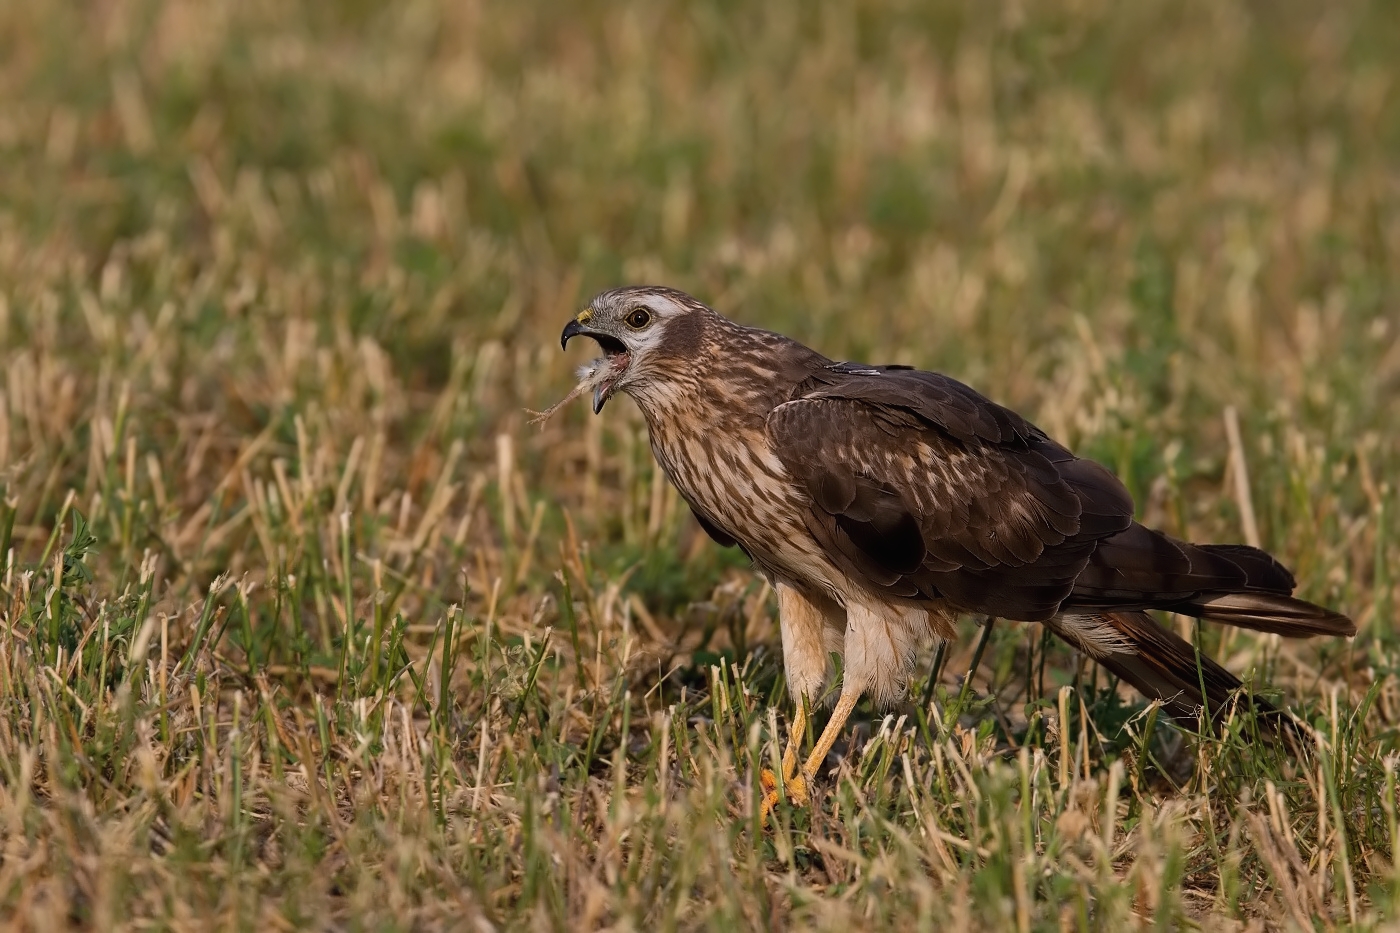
[557,286,1353,821]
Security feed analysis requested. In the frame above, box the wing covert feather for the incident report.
[766,368,1136,620]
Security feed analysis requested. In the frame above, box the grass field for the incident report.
[1,0,1398,928]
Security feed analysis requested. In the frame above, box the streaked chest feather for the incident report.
[651,425,792,531]
[648,418,837,585]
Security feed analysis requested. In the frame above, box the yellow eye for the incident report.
[625,308,651,329]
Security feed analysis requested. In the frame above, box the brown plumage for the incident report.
[559,285,1354,816]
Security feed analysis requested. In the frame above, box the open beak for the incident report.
[560,317,630,414]
[560,318,587,350]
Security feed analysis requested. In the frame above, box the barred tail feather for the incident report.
[1046,611,1289,729]
[1072,529,1356,641]
[1184,592,1356,638]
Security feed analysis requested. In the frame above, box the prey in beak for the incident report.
[561,316,631,414]
[529,311,634,426]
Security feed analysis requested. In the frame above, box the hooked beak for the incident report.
[560,315,630,414]
[560,318,586,350]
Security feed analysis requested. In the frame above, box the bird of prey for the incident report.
[557,285,1354,821]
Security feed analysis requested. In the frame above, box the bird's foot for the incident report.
[759,768,811,826]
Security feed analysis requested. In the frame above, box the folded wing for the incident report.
[767,364,1352,639]
[766,366,1134,620]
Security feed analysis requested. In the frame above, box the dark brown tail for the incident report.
[1180,590,1355,638]
[1168,542,1355,637]
[1044,611,1278,726]
[1024,519,1352,727]
[1071,526,1352,627]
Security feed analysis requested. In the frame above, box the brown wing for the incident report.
[766,366,1135,621]
[767,365,1354,637]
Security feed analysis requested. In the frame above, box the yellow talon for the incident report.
[784,770,810,806]
[760,769,781,827]
[761,701,810,828]
[760,691,862,828]
[760,767,812,827]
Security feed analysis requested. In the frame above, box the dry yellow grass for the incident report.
[0,0,1398,929]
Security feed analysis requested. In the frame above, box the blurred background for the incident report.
[2,0,1394,638]
[0,0,1398,927]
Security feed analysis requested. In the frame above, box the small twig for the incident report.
[526,360,608,426]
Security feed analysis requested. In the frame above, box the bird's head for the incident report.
[560,285,713,413]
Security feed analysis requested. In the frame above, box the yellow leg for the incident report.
[760,701,807,824]
[780,701,806,780]
[792,691,860,802]
[761,691,861,824]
